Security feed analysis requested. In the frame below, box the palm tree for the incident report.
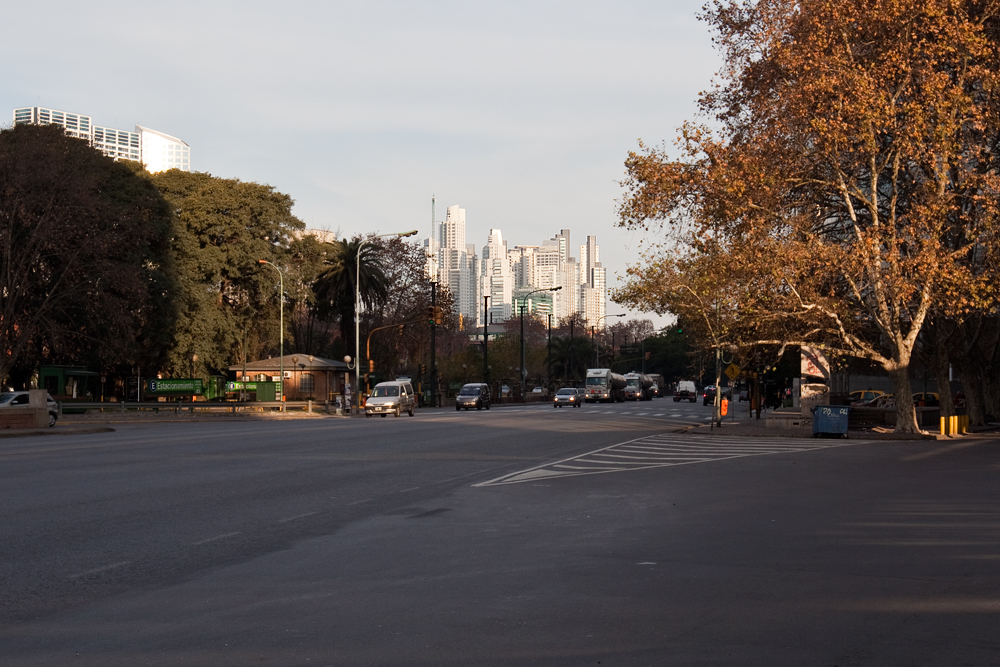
[313,236,389,344]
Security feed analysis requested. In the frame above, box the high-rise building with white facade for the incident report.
[435,205,480,328]
[12,106,190,173]
[137,125,191,172]
[481,229,514,325]
[578,235,607,328]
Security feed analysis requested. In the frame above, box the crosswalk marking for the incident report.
[474,433,870,486]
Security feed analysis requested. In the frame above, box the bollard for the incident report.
[940,416,947,436]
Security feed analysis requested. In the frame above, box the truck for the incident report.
[584,368,626,403]
[673,380,698,402]
[647,373,664,398]
[624,372,654,401]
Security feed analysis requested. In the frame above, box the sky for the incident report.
[2,0,721,329]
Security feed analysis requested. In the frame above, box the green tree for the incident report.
[149,170,304,378]
[0,124,175,390]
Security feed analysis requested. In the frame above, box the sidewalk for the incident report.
[686,403,1000,441]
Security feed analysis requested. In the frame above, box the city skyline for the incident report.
[1,1,716,331]
[426,200,608,330]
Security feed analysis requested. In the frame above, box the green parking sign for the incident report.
[147,378,204,395]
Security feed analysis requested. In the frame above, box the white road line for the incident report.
[347,498,372,506]
[189,531,241,546]
[277,511,318,523]
[400,487,421,493]
[69,561,131,579]
[475,432,871,486]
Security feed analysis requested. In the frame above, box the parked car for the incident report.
[848,390,886,404]
[857,393,894,408]
[0,391,59,427]
[553,387,582,408]
[364,380,416,418]
[738,389,749,402]
[912,392,940,407]
[456,383,491,411]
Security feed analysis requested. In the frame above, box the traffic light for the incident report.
[419,363,426,376]
[368,359,375,373]
[433,306,443,325]
[645,351,651,360]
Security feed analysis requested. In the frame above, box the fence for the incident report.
[58,400,333,415]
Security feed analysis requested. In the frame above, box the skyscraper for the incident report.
[436,205,479,328]
[481,229,513,324]
[579,235,606,328]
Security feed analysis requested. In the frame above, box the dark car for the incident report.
[455,383,491,411]
[0,391,59,427]
[553,387,582,408]
[702,386,732,406]
[702,386,717,406]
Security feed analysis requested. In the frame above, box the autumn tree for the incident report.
[616,0,1000,432]
[0,124,175,389]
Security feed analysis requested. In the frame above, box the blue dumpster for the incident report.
[811,405,849,438]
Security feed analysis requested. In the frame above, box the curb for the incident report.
[0,426,116,439]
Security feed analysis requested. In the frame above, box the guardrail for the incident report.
[58,400,338,415]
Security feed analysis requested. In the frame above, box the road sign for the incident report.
[724,363,741,380]
[147,378,203,395]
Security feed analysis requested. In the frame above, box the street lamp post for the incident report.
[258,260,285,411]
[352,230,418,414]
[593,313,626,367]
[520,286,562,401]
[547,314,552,392]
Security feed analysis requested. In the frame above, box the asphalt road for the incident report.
[1,400,998,666]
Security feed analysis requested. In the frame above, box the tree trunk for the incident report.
[983,372,999,424]
[933,323,954,420]
[957,357,987,427]
[887,363,920,433]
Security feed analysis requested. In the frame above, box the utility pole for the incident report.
[547,314,552,391]
[430,281,437,407]
[569,319,575,383]
[483,295,490,388]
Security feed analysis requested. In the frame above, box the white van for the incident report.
[365,380,416,418]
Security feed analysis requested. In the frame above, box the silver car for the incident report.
[0,391,59,427]
[364,381,415,418]
[553,387,582,408]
